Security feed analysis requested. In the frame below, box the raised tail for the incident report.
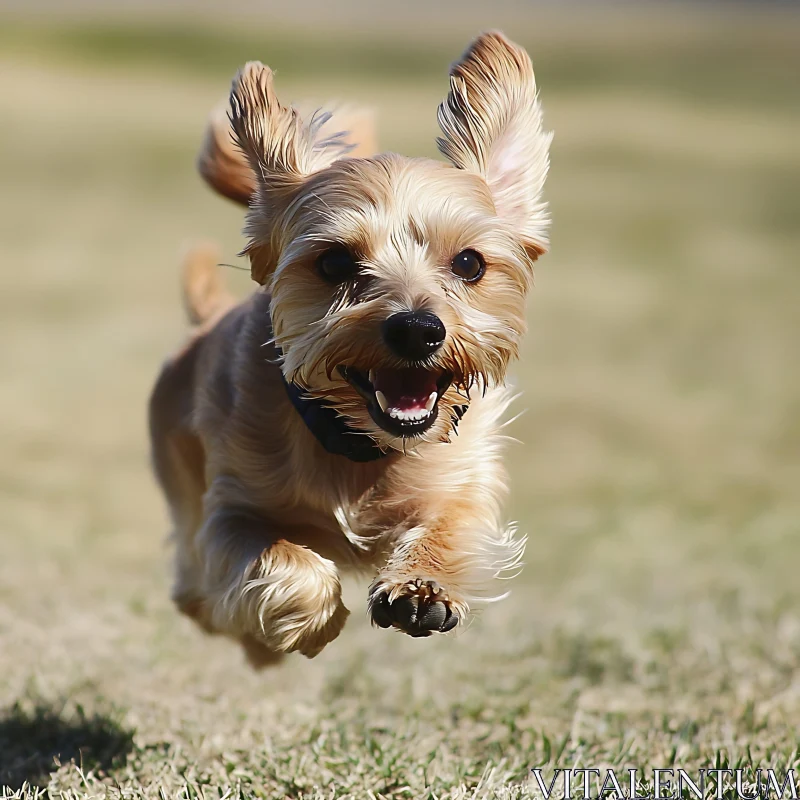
[181,243,235,326]
[197,100,377,207]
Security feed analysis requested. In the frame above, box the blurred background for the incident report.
[1,1,799,797]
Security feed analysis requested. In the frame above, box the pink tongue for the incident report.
[373,368,438,411]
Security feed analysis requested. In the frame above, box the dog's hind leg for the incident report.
[149,352,213,629]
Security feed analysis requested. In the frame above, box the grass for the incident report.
[1,4,799,798]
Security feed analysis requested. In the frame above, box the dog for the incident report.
[148,31,551,667]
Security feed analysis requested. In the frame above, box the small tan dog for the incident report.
[149,31,551,667]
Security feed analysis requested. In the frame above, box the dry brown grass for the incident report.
[1,5,799,798]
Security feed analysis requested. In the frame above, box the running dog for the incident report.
[148,31,551,667]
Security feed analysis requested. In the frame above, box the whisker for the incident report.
[217,262,249,272]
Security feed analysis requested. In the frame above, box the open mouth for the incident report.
[338,365,453,437]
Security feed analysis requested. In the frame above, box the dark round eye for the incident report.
[317,246,359,283]
[450,249,485,282]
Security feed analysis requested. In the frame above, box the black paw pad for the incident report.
[370,581,459,636]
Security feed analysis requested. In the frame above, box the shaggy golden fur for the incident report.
[149,31,551,667]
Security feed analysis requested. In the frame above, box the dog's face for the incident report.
[230,32,551,451]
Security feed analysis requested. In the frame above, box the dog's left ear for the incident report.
[437,32,552,260]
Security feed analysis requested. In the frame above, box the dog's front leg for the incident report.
[364,389,526,638]
[367,479,524,638]
[191,501,349,659]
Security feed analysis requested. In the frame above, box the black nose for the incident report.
[382,311,446,361]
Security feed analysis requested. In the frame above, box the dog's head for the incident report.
[230,32,551,451]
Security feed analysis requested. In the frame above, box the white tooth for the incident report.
[375,390,389,412]
[369,369,376,385]
[425,392,437,412]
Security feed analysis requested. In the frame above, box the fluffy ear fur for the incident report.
[199,95,377,211]
[228,62,365,283]
[437,32,552,260]
[229,61,355,187]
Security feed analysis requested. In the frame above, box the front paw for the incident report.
[369,578,461,637]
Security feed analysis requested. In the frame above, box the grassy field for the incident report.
[1,5,799,798]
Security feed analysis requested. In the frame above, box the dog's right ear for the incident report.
[229,62,355,283]
[230,62,354,188]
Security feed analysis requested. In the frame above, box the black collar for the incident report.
[281,377,390,463]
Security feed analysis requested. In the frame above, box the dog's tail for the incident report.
[181,242,235,326]
[197,102,377,206]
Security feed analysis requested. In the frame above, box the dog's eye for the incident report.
[450,249,485,283]
[318,246,359,283]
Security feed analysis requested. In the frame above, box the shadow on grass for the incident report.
[0,699,134,791]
